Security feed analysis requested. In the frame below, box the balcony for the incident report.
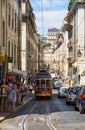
[67,57,74,63]
[62,20,73,32]
[68,0,85,11]
[67,51,74,63]
[67,40,74,48]
[22,3,30,18]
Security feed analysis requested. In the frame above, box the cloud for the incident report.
[35,9,68,34]
[30,0,68,34]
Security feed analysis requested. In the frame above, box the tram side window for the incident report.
[46,80,50,87]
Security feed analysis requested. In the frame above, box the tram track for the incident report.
[1,92,85,130]
[46,101,58,130]
[19,103,37,130]
[0,94,60,130]
[21,99,58,130]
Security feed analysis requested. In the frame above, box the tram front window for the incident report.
[46,80,50,87]
[41,80,45,88]
[36,80,39,87]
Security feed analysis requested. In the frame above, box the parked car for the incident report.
[53,80,62,89]
[52,77,58,85]
[52,77,58,81]
[58,86,69,98]
[66,86,81,105]
[75,86,85,114]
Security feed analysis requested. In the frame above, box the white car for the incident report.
[58,86,68,98]
[53,81,62,89]
[66,86,81,105]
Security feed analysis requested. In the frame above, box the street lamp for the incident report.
[77,46,82,57]
[76,46,82,85]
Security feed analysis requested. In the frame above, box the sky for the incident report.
[30,0,69,35]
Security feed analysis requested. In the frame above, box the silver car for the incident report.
[53,81,62,89]
[58,86,68,98]
[66,86,81,105]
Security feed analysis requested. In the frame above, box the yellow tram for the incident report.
[34,70,52,98]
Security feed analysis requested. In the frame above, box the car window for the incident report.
[72,87,80,94]
[60,88,67,92]
[81,87,85,94]
[54,81,59,84]
[77,87,82,96]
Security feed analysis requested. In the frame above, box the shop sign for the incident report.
[67,72,71,77]
[8,57,13,63]
[0,55,8,61]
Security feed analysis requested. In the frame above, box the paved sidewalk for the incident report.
[0,95,33,122]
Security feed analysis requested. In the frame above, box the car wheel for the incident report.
[75,105,78,111]
[58,95,60,98]
[66,101,70,105]
[79,104,84,114]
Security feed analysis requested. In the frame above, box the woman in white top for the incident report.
[6,84,18,112]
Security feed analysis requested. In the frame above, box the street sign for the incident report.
[67,72,71,77]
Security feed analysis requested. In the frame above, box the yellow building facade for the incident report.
[0,0,21,82]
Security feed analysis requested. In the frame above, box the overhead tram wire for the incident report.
[41,0,44,35]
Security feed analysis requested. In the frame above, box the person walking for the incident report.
[6,84,18,112]
[19,84,27,104]
[29,82,33,95]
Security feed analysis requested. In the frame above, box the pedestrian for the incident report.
[19,84,27,104]
[29,82,33,94]
[6,84,18,112]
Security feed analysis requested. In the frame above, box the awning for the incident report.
[13,68,23,76]
[72,62,77,67]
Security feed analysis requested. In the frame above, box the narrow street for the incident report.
[0,1,85,130]
[0,90,85,130]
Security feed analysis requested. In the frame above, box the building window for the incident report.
[12,43,13,58]
[12,9,14,29]
[2,21,5,47]
[22,0,25,2]
[8,4,10,26]
[2,0,5,3]
[8,41,10,57]
[14,44,16,64]
[15,13,16,32]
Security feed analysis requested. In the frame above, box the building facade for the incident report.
[0,0,22,83]
[47,28,60,44]
[42,28,61,69]
[21,0,39,74]
[62,0,85,85]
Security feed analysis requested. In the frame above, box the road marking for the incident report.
[19,103,37,130]
[47,115,58,130]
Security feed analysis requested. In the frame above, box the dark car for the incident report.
[75,86,85,114]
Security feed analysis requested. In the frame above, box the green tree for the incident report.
[43,42,51,47]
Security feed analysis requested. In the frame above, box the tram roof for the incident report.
[35,70,51,79]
